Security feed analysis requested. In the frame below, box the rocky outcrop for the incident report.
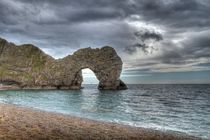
[0,37,127,90]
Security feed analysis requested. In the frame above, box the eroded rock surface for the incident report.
[0,37,127,90]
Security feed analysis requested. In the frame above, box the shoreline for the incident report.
[0,103,206,140]
[0,85,82,90]
[0,85,17,90]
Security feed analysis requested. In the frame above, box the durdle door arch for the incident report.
[0,37,127,90]
[60,46,127,90]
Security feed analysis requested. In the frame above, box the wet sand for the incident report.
[0,103,205,140]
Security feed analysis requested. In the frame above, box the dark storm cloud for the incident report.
[129,0,210,29]
[155,30,210,65]
[134,30,163,42]
[15,0,210,29]
[0,0,133,56]
[124,29,163,54]
[0,0,210,72]
[125,43,148,54]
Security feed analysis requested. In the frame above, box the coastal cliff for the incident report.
[0,37,127,90]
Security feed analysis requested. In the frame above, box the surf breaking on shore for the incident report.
[0,103,204,140]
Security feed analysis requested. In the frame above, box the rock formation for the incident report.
[0,37,127,90]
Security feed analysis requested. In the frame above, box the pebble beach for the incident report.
[0,103,204,140]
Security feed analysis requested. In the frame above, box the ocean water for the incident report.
[0,84,210,139]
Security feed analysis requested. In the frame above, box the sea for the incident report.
[0,84,210,139]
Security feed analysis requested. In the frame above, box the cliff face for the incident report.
[0,37,127,90]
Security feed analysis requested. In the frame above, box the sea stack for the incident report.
[0,37,127,90]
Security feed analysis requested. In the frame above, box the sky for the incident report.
[0,0,210,84]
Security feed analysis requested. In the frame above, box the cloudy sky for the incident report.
[1,0,210,84]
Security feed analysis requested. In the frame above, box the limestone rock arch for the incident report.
[66,46,127,89]
[0,37,127,90]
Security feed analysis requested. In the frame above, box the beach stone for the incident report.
[0,37,127,90]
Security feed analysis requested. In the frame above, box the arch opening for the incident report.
[81,68,99,88]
